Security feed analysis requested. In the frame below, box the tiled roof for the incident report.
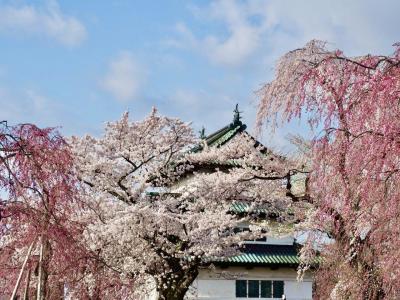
[192,121,247,153]
[206,124,246,147]
[231,202,270,214]
[217,244,300,266]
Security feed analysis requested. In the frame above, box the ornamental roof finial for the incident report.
[233,104,242,125]
[199,126,206,139]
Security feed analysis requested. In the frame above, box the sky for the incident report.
[0,0,399,150]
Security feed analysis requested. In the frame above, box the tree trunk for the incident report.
[36,236,51,300]
[156,266,199,300]
[10,240,35,300]
[22,269,31,300]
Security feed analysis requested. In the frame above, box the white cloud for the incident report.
[253,0,400,56]
[0,1,86,46]
[101,51,146,103]
[0,87,63,127]
[202,0,265,66]
[170,0,400,67]
[170,0,266,67]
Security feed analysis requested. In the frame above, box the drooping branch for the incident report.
[257,39,400,299]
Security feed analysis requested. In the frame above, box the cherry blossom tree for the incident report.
[71,109,300,299]
[0,121,86,299]
[257,40,400,299]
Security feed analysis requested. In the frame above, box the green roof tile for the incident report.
[230,202,269,214]
[222,244,300,266]
[192,121,247,153]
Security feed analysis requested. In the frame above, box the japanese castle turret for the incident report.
[146,106,313,300]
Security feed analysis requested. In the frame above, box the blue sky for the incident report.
[1,0,399,150]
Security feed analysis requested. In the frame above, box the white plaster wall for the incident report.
[144,267,313,300]
[285,280,313,300]
[192,279,235,299]
[244,236,294,245]
[188,267,313,300]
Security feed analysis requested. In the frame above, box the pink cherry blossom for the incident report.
[257,40,400,299]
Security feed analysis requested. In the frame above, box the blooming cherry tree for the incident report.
[257,40,400,299]
[0,122,84,299]
[72,109,299,299]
